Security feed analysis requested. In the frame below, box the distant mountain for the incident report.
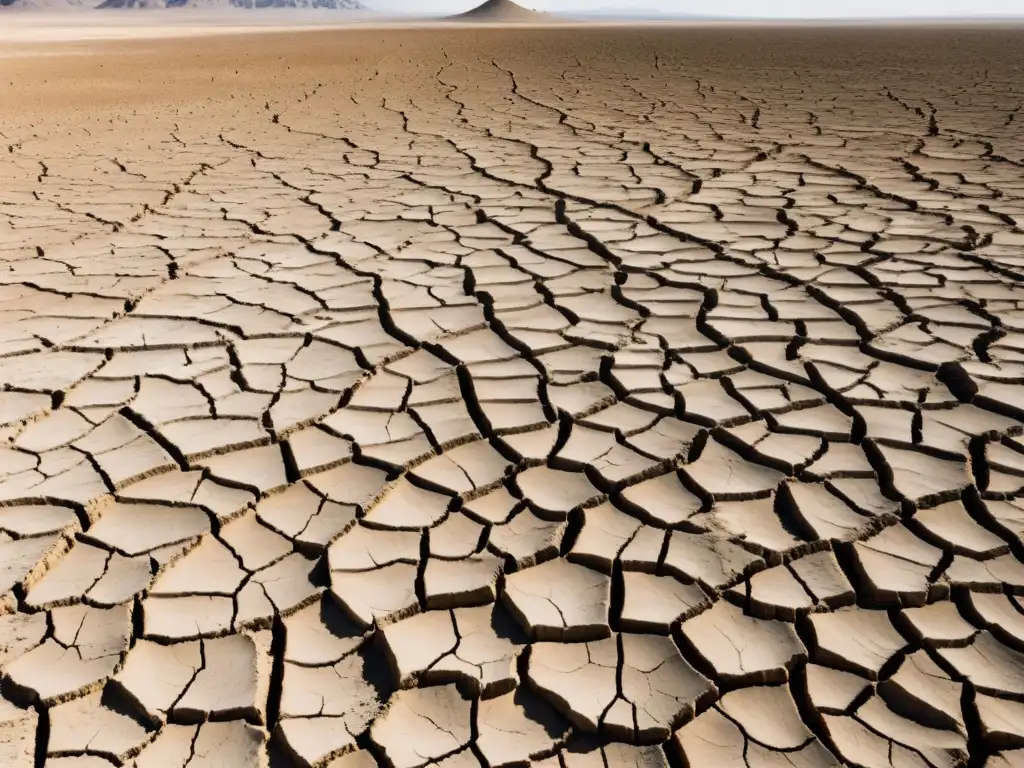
[0,0,366,8]
[447,0,548,22]
[0,0,94,7]
[187,0,367,7]
[0,0,93,6]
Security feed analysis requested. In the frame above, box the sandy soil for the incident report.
[0,9,423,45]
[1,22,1024,768]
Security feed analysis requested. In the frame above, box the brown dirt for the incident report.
[1,22,1024,768]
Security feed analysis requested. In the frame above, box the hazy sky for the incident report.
[374,0,1022,15]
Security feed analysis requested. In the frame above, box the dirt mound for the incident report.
[447,0,548,22]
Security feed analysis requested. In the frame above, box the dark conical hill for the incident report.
[448,0,548,21]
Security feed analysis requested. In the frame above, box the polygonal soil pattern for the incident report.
[1,21,1024,768]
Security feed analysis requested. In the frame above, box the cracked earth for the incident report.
[1,22,1024,768]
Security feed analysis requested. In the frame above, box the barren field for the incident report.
[2,22,1024,768]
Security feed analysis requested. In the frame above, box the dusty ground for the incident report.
[2,22,1024,768]
[0,11,401,46]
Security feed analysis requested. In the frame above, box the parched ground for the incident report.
[2,22,1024,768]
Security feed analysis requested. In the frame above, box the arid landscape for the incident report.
[2,12,1024,768]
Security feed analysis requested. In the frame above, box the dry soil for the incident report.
[1,22,1024,768]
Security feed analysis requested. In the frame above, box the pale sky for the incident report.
[374,0,1023,16]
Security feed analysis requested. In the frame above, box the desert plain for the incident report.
[1,15,1024,768]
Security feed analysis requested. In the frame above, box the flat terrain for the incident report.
[0,10,386,45]
[2,22,1024,768]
